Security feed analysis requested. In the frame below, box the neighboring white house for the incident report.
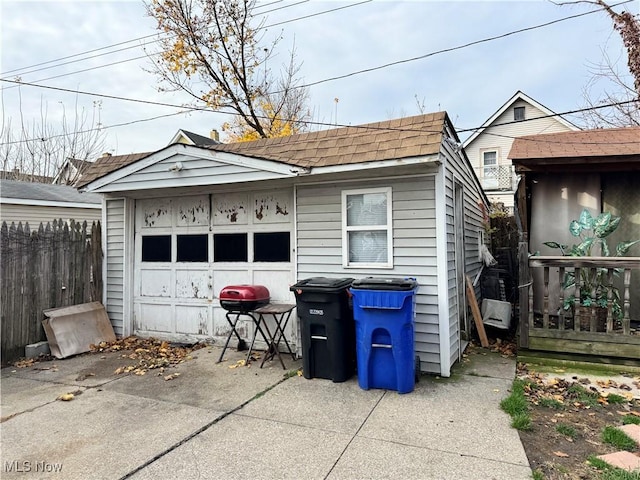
[462,91,579,212]
[0,179,102,226]
[168,129,221,146]
[78,112,489,377]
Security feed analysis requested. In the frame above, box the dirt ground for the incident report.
[516,365,640,480]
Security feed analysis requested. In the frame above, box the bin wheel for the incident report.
[237,339,247,351]
[415,355,421,383]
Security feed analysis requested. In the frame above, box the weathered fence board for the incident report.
[1,219,102,362]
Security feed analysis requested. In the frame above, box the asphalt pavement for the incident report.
[1,344,532,479]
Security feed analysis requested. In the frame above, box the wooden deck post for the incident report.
[518,234,530,348]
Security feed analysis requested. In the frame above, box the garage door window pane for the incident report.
[214,233,248,262]
[254,232,290,262]
[177,234,208,262]
[142,235,171,262]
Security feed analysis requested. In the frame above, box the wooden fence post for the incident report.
[518,233,530,349]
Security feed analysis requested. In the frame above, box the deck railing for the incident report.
[521,255,640,358]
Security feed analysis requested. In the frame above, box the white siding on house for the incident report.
[0,204,101,227]
[105,198,126,336]
[465,97,576,210]
[442,129,487,374]
[296,174,442,373]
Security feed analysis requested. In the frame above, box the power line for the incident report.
[0,0,303,77]
[0,77,637,146]
[299,0,635,89]
[1,0,359,82]
[1,0,374,89]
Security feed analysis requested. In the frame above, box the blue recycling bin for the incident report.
[350,278,418,394]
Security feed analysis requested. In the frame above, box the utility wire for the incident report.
[0,0,302,76]
[1,0,358,81]
[300,0,635,89]
[0,76,637,146]
[0,0,625,97]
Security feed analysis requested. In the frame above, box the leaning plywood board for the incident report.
[466,275,489,347]
[42,302,116,358]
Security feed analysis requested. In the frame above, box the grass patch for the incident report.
[501,379,532,431]
[556,423,578,439]
[622,415,640,425]
[500,379,528,416]
[606,394,628,405]
[567,384,600,408]
[539,397,564,410]
[531,469,545,480]
[601,426,638,451]
[511,412,532,431]
[588,455,640,480]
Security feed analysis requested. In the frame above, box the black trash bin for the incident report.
[290,277,355,382]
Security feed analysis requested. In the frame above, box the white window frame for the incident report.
[482,150,498,178]
[341,186,393,268]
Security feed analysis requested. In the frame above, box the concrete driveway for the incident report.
[1,344,531,479]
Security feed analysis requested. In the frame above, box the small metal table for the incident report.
[217,310,270,365]
[253,304,296,369]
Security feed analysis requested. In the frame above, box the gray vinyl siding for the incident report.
[0,203,101,227]
[105,154,287,191]
[441,132,487,369]
[296,175,441,373]
[105,198,125,336]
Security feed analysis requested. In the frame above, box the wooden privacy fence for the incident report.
[1,219,102,362]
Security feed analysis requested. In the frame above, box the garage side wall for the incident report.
[104,198,126,336]
[442,136,487,370]
[295,175,441,374]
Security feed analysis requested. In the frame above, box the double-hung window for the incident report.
[342,187,393,268]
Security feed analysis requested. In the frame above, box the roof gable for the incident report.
[462,91,579,148]
[168,129,220,147]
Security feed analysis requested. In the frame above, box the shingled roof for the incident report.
[207,112,446,169]
[509,126,640,160]
[77,152,152,188]
[78,112,448,189]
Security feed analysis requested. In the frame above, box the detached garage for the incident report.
[79,112,488,376]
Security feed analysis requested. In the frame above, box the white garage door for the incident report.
[133,190,296,346]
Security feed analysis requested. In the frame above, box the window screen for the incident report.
[214,233,248,262]
[177,234,208,262]
[142,235,171,262]
[343,188,392,266]
[254,232,290,262]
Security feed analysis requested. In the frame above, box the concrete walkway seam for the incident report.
[322,390,388,480]
[117,371,297,480]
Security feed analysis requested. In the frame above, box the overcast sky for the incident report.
[1,0,637,156]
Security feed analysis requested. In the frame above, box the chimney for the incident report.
[210,129,220,142]
[101,152,112,158]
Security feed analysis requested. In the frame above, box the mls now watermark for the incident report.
[4,460,63,474]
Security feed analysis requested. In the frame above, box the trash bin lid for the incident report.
[290,277,354,292]
[351,277,418,291]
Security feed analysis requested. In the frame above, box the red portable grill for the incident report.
[218,285,271,364]
[219,285,270,313]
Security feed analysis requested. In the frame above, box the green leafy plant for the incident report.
[544,208,639,322]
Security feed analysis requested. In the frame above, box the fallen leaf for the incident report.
[553,451,569,458]
[58,393,75,401]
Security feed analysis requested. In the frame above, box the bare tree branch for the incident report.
[144,0,310,140]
